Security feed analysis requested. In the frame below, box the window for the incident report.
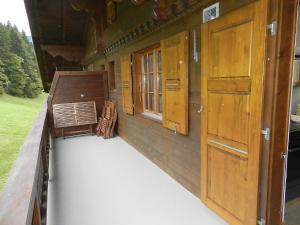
[123,32,188,134]
[109,61,116,90]
[141,48,162,116]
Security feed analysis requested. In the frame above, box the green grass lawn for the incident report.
[0,93,47,192]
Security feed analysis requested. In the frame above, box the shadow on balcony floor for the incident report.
[47,136,227,225]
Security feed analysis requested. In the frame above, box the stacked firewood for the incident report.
[96,100,117,138]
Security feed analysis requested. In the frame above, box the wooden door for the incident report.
[200,1,267,225]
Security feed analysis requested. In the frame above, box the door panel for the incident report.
[200,1,267,225]
[210,21,253,78]
[207,145,248,221]
[208,93,250,145]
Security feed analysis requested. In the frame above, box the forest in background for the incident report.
[0,22,42,98]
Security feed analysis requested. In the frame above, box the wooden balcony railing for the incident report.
[0,102,50,225]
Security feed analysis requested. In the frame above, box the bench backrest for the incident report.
[53,101,97,128]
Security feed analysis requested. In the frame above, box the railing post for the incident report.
[32,198,41,225]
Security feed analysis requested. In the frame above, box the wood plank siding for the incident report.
[84,0,257,195]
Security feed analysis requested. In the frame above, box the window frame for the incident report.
[141,47,162,117]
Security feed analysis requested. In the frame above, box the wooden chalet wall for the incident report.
[84,0,257,195]
[48,71,108,138]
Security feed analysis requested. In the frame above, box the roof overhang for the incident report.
[24,0,100,91]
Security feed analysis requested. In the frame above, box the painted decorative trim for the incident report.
[41,45,85,64]
[153,0,170,21]
[86,0,205,63]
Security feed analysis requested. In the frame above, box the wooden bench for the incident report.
[53,101,97,137]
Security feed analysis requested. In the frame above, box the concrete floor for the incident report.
[47,136,227,225]
[285,196,300,225]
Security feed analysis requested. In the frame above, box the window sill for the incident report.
[141,112,162,123]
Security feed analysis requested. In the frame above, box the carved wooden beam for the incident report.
[131,0,145,6]
[41,45,85,64]
[94,19,105,53]
[129,0,169,20]
[94,0,107,53]
[153,0,170,21]
[68,0,106,53]
[69,0,96,12]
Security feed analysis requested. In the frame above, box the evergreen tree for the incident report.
[0,59,8,94]
[5,54,27,97]
[10,26,26,58]
[0,23,11,62]
[0,21,42,98]
[19,31,42,97]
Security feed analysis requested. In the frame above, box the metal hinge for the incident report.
[174,125,177,134]
[261,128,271,141]
[267,21,277,36]
[257,218,266,225]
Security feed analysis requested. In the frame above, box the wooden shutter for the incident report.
[133,53,143,114]
[161,31,189,135]
[120,54,133,115]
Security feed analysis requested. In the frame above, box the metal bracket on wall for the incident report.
[197,105,204,114]
[261,128,271,141]
[267,21,277,36]
[257,218,266,225]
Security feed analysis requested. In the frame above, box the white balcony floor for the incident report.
[47,136,227,225]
